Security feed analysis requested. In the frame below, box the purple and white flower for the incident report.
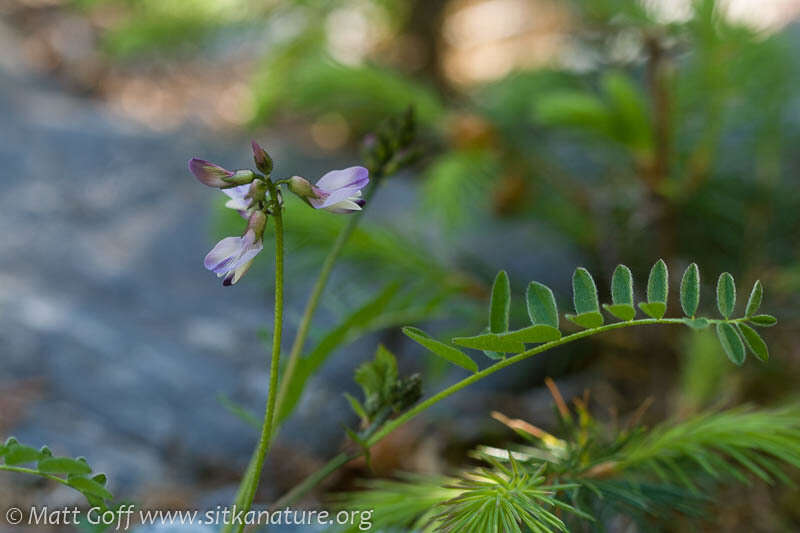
[204,211,267,286]
[287,166,369,214]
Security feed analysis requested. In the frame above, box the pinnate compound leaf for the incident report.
[745,280,763,317]
[490,270,510,333]
[680,263,700,317]
[737,323,769,362]
[716,322,746,365]
[572,268,601,316]
[403,327,478,373]
[526,282,559,329]
[749,314,777,327]
[717,272,736,319]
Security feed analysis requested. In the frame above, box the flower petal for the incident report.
[204,236,245,274]
[222,184,251,217]
[189,158,234,188]
[323,199,363,213]
[315,166,369,192]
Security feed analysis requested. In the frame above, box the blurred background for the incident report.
[2,0,800,530]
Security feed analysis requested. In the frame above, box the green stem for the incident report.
[273,317,695,505]
[274,183,379,423]
[231,181,285,533]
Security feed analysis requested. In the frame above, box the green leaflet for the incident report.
[452,333,526,353]
[572,268,601,317]
[38,457,92,475]
[749,314,777,327]
[4,443,44,465]
[525,281,559,329]
[680,263,700,318]
[717,273,736,319]
[403,327,478,373]
[490,270,511,334]
[638,302,666,320]
[716,322,745,365]
[566,311,604,329]
[737,323,769,362]
[605,265,635,321]
[682,317,710,330]
[603,304,636,321]
[67,477,113,501]
[611,265,634,305]
[500,325,562,344]
[344,393,368,422]
[646,259,669,304]
[745,280,763,317]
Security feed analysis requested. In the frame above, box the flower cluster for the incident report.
[189,142,369,285]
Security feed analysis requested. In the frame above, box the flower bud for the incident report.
[287,176,317,201]
[189,158,234,188]
[252,141,273,175]
[246,210,268,239]
[223,169,256,186]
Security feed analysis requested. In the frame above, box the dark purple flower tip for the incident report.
[189,158,234,188]
[251,141,273,175]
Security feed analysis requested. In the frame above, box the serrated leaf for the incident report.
[611,265,634,306]
[638,302,667,319]
[737,323,769,362]
[500,325,562,344]
[489,270,510,333]
[344,393,368,422]
[525,282,559,329]
[4,444,44,465]
[749,314,777,327]
[403,327,478,373]
[565,311,604,329]
[451,333,526,353]
[716,322,745,365]
[680,263,700,317]
[38,457,93,475]
[682,317,710,330]
[647,259,669,304]
[745,281,763,317]
[572,268,600,315]
[603,303,635,321]
[717,272,736,319]
[67,476,113,501]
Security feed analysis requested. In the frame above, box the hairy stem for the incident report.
[230,181,285,533]
[273,317,702,505]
